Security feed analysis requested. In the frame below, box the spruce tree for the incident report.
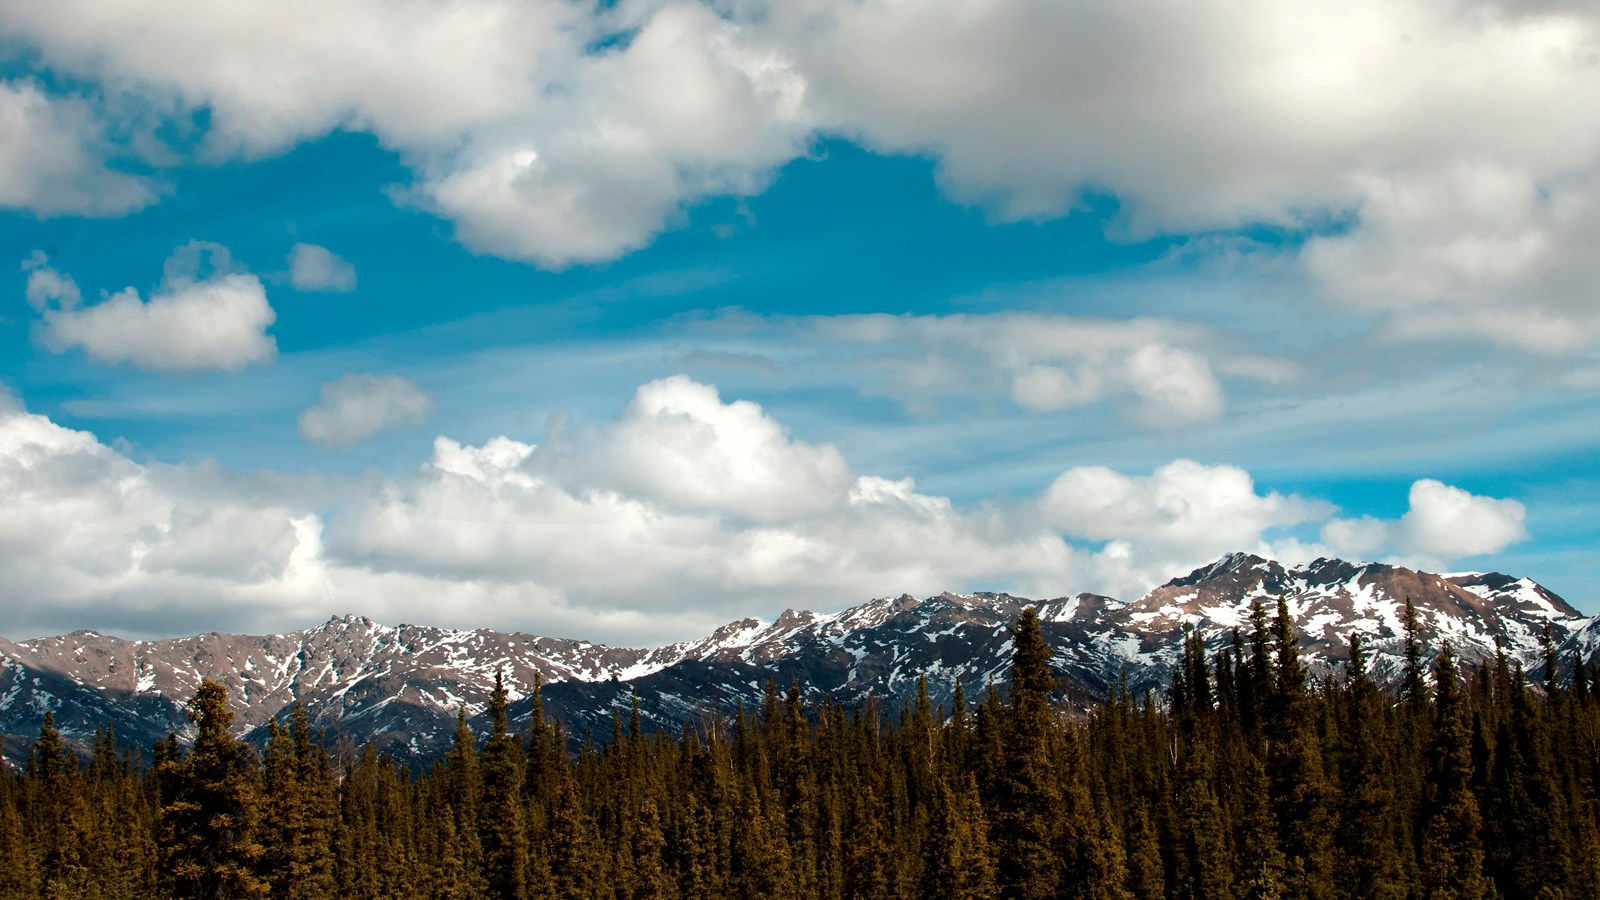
[1265,596,1335,899]
[995,607,1063,900]
[156,679,268,899]
[1335,634,1409,899]
[922,774,996,900]
[480,671,530,900]
[1419,643,1488,899]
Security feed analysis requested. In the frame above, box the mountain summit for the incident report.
[1,555,1591,764]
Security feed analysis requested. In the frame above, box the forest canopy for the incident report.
[2,600,1597,899]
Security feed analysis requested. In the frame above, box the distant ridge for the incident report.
[1,555,1591,764]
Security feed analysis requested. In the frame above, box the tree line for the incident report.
[1,597,1597,899]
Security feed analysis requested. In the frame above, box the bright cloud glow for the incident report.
[1399,479,1529,558]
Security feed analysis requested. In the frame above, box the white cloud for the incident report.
[22,251,80,310]
[1038,459,1330,594]
[0,403,322,636]
[536,375,852,522]
[287,243,356,293]
[298,374,434,448]
[1122,344,1225,426]
[0,0,572,157]
[7,0,1599,349]
[26,242,276,372]
[415,3,811,267]
[1318,479,1529,566]
[798,313,1253,424]
[1303,164,1600,353]
[0,381,1540,643]
[1398,479,1529,558]
[777,0,1600,351]
[0,80,154,215]
[0,0,810,268]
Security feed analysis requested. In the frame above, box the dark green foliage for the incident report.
[156,679,268,899]
[12,615,1600,899]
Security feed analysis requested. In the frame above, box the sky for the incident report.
[1,0,1597,645]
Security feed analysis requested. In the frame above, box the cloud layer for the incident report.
[3,0,1597,348]
[0,377,1532,642]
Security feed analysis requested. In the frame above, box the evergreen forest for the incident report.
[2,598,1598,899]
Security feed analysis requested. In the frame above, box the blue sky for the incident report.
[1,0,1597,643]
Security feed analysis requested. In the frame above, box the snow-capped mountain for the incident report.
[0,554,1592,765]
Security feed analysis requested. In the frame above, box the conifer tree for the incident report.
[27,711,91,898]
[923,774,996,900]
[0,771,38,899]
[995,607,1063,900]
[1335,634,1408,899]
[156,679,268,899]
[261,705,337,900]
[481,671,530,900]
[1264,596,1335,898]
[1402,597,1429,716]
[1172,740,1236,900]
[1419,643,1488,900]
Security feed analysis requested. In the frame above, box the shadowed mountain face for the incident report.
[1,554,1591,766]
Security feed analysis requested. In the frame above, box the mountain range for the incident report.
[2,553,1593,765]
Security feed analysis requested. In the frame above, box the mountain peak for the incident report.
[1165,551,1273,588]
[0,556,1590,766]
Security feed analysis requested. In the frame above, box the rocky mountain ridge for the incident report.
[0,554,1592,765]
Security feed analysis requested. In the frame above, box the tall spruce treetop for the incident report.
[158,679,268,899]
[998,607,1064,899]
[1402,596,1429,715]
[1010,606,1055,704]
[1421,642,1489,899]
[480,668,528,900]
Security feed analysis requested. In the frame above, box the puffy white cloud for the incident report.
[536,375,852,521]
[415,3,810,267]
[1038,459,1329,593]
[774,0,1600,351]
[0,0,810,268]
[1318,515,1390,560]
[7,0,1599,346]
[1318,479,1529,565]
[0,402,322,636]
[0,381,1539,642]
[298,374,435,448]
[0,0,572,156]
[1398,479,1529,558]
[26,242,277,373]
[287,243,357,293]
[1303,163,1600,352]
[1122,344,1225,426]
[22,251,80,310]
[0,81,154,215]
